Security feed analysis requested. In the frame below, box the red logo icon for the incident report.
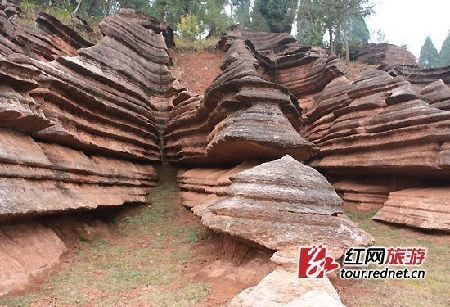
[298,245,340,278]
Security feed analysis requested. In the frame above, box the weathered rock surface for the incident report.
[420,79,450,110]
[373,188,450,231]
[0,222,66,296]
[165,32,317,164]
[304,69,450,176]
[358,43,417,67]
[0,129,157,219]
[229,269,344,307]
[243,29,347,98]
[385,64,450,84]
[0,6,92,60]
[181,156,373,266]
[302,67,450,230]
[0,9,177,218]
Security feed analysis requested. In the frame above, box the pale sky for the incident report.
[366,0,450,58]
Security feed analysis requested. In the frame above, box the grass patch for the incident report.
[342,209,450,307]
[0,182,211,306]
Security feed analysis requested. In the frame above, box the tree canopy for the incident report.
[439,31,450,67]
[419,36,441,69]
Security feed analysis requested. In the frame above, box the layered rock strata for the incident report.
[420,79,450,110]
[358,43,417,67]
[386,65,450,85]
[304,69,450,176]
[373,188,450,231]
[0,6,92,60]
[301,67,450,230]
[165,33,317,164]
[179,156,373,266]
[0,9,177,219]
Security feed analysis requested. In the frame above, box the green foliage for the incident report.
[201,0,232,37]
[252,0,298,33]
[296,0,325,45]
[295,0,373,54]
[232,0,251,27]
[419,36,441,69]
[177,14,201,40]
[439,32,450,67]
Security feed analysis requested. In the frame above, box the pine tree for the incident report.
[439,31,450,67]
[419,36,440,69]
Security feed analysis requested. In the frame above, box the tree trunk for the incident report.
[344,35,350,63]
[328,27,334,54]
[72,0,82,16]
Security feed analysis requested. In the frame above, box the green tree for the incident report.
[231,0,251,27]
[439,31,450,67]
[251,0,298,33]
[295,0,373,62]
[177,14,201,40]
[419,36,440,69]
[296,0,326,46]
[201,0,231,37]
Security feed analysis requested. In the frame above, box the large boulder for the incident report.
[229,269,344,307]
[180,156,373,266]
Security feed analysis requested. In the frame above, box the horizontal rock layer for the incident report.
[358,43,417,67]
[179,156,373,266]
[420,79,450,110]
[239,29,348,98]
[0,9,176,218]
[0,7,92,60]
[165,31,316,164]
[304,69,450,176]
[385,64,450,84]
[373,188,450,231]
[0,128,157,219]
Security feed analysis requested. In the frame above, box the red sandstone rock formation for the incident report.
[420,79,450,110]
[373,188,450,231]
[358,43,417,67]
[301,67,450,230]
[304,69,450,176]
[179,156,373,267]
[386,64,450,85]
[165,32,317,164]
[0,6,92,60]
[0,9,178,219]
[0,223,66,296]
